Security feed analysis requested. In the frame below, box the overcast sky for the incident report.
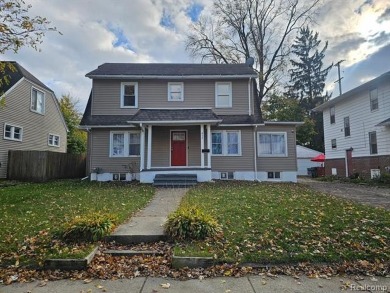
[3,0,390,112]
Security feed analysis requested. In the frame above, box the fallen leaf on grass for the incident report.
[83,279,93,284]
[161,283,170,289]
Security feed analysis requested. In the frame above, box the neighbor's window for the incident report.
[268,171,281,179]
[344,116,350,137]
[4,123,23,141]
[215,82,232,108]
[121,82,138,108]
[331,139,337,149]
[370,88,378,111]
[257,132,287,157]
[110,131,140,157]
[330,106,335,124]
[211,130,241,156]
[31,88,45,114]
[48,134,60,147]
[168,82,184,101]
[369,131,377,154]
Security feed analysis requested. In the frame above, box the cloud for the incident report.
[377,7,390,23]
[368,31,390,46]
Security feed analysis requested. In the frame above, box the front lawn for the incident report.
[174,181,390,264]
[0,180,154,266]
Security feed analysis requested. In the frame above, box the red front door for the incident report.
[171,131,187,166]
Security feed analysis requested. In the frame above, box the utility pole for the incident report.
[334,60,345,96]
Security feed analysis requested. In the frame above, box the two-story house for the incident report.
[314,71,390,178]
[0,61,68,178]
[80,62,300,184]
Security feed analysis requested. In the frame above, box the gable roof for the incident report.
[0,61,53,94]
[296,145,322,159]
[86,63,257,79]
[313,70,390,112]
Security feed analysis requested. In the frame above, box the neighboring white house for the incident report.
[296,145,323,176]
[313,71,390,178]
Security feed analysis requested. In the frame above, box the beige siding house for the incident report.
[0,62,67,178]
[81,63,300,184]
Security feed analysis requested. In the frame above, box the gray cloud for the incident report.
[377,7,390,23]
[369,31,390,46]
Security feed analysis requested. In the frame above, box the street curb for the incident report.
[103,249,165,256]
[44,246,98,271]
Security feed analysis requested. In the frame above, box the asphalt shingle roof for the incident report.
[86,63,257,78]
[131,109,221,122]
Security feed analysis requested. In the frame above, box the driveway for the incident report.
[298,177,390,210]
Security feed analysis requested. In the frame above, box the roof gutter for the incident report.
[264,121,304,126]
[86,74,258,80]
[127,119,223,125]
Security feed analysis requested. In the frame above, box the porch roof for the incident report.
[376,117,390,126]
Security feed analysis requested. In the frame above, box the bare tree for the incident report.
[186,0,321,109]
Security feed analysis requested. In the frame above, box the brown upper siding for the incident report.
[91,79,251,116]
[0,79,67,178]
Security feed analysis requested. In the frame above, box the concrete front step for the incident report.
[153,173,198,188]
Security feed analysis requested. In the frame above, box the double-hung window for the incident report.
[344,117,350,137]
[110,131,140,157]
[369,131,377,154]
[4,123,23,141]
[168,82,184,101]
[31,88,45,114]
[257,132,287,157]
[331,139,337,149]
[211,130,241,156]
[370,88,378,111]
[215,82,232,108]
[48,134,60,147]
[330,106,335,124]
[121,82,138,108]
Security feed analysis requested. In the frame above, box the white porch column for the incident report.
[147,125,152,169]
[207,124,211,168]
[140,125,145,171]
[200,124,205,168]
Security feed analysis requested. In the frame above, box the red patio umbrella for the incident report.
[311,153,325,162]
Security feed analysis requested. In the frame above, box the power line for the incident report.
[334,60,345,96]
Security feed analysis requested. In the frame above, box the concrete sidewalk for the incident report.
[107,188,187,243]
[3,275,389,292]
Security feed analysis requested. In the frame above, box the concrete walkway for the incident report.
[3,275,390,292]
[107,188,187,243]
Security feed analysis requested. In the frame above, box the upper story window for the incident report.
[370,88,378,111]
[168,82,184,101]
[110,131,140,157]
[330,106,335,124]
[369,131,377,154]
[331,139,337,149]
[211,130,241,156]
[344,116,350,137]
[31,88,45,114]
[215,82,232,108]
[257,132,287,157]
[48,134,60,147]
[120,82,138,108]
[4,123,23,141]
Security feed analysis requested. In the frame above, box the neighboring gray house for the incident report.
[314,71,390,178]
[80,62,301,184]
[0,61,68,178]
[296,145,323,176]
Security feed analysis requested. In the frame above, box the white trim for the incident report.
[200,124,205,168]
[264,121,304,126]
[257,132,288,157]
[147,125,152,169]
[167,82,184,101]
[211,130,242,156]
[120,82,138,108]
[1,77,25,97]
[48,133,60,147]
[3,123,23,142]
[140,126,145,171]
[109,130,141,158]
[87,74,258,79]
[169,130,188,167]
[30,86,45,115]
[207,124,211,168]
[215,81,232,108]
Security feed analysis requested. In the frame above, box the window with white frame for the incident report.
[370,88,378,111]
[110,131,140,157]
[344,116,350,137]
[257,132,287,157]
[369,131,377,154]
[331,138,337,149]
[4,123,22,141]
[330,106,335,124]
[48,134,60,147]
[31,88,45,114]
[121,82,138,108]
[168,82,184,101]
[215,82,232,108]
[211,130,241,156]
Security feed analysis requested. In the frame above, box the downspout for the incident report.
[253,125,258,181]
[248,77,252,115]
[84,128,92,179]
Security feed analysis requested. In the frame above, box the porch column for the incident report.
[140,125,145,171]
[207,124,211,168]
[147,125,152,169]
[200,124,205,168]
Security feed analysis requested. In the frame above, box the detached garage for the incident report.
[296,145,323,176]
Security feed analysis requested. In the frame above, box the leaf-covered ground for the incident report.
[0,180,154,266]
[175,181,390,264]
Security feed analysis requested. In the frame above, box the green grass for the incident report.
[0,180,154,266]
[174,181,390,264]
